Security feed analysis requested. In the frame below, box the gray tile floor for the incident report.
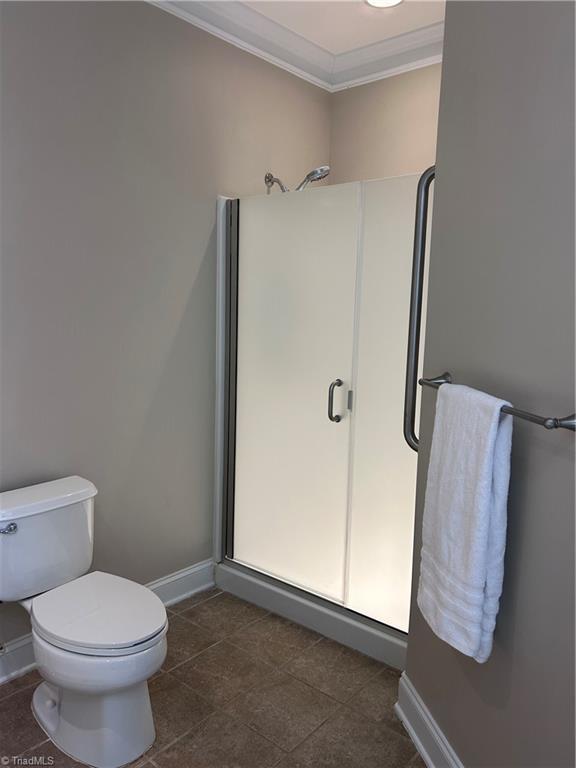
[0,588,426,768]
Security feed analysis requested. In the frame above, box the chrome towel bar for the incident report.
[420,372,576,431]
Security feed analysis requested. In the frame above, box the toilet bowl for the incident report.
[27,571,168,768]
[0,477,169,768]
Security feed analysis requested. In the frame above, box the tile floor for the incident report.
[0,588,425,768]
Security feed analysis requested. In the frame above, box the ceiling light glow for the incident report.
[365,0,404,7]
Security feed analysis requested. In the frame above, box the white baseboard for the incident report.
[146,559,215,606]
[0,634,37,686]
[0,559,215,685]
[395,672,463,768]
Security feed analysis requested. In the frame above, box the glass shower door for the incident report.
[232,183,360,602]
[345,175,425,632]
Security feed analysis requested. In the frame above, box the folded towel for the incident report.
[417,383,513,663]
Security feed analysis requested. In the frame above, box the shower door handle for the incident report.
[404,165,435,452]
[328,379,343,423]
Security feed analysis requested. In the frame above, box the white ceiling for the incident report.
[153,0,445,91]
[243,1,445,56]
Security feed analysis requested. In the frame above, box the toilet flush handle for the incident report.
[0,522,17,534]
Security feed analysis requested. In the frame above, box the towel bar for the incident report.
[419,373,576,431]
[404,167,435,453]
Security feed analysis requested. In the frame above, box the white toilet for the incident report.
[0,476,168,768]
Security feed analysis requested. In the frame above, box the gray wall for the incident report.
[406,2,575,766]
[0,1,331,643]
[0,2,442,647]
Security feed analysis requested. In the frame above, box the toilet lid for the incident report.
[31,571,167,655]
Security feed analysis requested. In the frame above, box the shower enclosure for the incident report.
[215,172,433,664]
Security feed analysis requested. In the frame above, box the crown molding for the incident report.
[330,54,442,92]
[150,1,443,92]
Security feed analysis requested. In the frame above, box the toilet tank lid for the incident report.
[0,476,97,521]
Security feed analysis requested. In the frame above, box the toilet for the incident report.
[0,476,168,768]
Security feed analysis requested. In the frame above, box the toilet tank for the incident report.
[0,476,97,601]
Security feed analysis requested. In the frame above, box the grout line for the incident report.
[174,601,270,635]
[201,661,275,709]
[332,667,416,747]
[148,710,217,764]
[222,709,290,757]
[163,668,223,708]
[163,661,224,700]
[161,635,223,674]
[284,701,350,755]
[275,641,391,708]
[167,613,217,631]
[147,593,274,675]
[193,642,350,754]
[17,738,51,758]
[346,661,397,699]
[151,728,200,758]
[0,679,40,704]
[224,627,324,669]
[191,612,271,635]
[279,697,416,761]
[232,686,341,755]
[228,626,327,670]
[169,589,223,614]
[162,614,274,675]
[339,696,415,745]
[275,636,325,669]
[172,645,278,710]
[184,610,272,640]
[166,635,230,670]
[278,665,345,705]
[244,721,288,754]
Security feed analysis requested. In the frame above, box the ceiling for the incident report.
[153,0,445,91]
[243,1,445,56]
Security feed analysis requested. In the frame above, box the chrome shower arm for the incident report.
[264,172,288,194]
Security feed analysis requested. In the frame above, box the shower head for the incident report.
[295,165,330,191]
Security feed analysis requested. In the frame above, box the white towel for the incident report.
[417,383,513,663]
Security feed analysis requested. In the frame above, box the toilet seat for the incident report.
[31,571,168,657]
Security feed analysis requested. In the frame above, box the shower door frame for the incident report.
[212,196,408,669]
